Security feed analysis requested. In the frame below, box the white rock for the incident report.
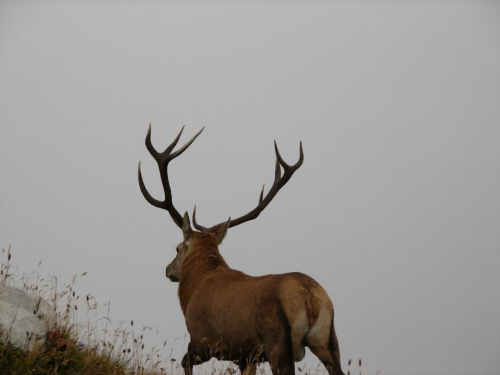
[0,285,56,351]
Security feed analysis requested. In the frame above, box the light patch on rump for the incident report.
[280,273,330,362]
[305,307,332,347]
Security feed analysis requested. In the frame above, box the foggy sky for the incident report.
[1,1,499,375]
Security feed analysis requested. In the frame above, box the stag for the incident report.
[138,125,345,375]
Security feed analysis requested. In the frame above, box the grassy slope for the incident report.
[0,247,167,375]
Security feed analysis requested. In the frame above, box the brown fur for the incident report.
[170,227,345,375]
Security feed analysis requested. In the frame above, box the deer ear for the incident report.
[182,212,194,243]
[215,217,230,244]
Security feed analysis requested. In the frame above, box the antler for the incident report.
[138,124,204,228]
[193,141,304,232]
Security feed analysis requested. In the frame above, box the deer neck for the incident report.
[178,234,229,314]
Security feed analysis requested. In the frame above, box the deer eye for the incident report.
[176,246,180,254]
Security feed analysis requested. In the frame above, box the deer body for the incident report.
[139,125,345,375]
[172,228,343,375]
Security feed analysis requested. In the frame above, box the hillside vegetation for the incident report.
[0,247,169,375]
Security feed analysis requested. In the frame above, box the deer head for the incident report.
[165,212,230,282]
[138,124,303,282]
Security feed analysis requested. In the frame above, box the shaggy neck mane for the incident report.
[178,233,229,314]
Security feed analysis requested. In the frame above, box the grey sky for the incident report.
[1,1,499,375]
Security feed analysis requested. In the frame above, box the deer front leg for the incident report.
[181,351,194,375]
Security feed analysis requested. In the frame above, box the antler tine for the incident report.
[138,161,164,209]
[274,140,304,171]
[192,205,210,232]
[139,124,204,228]
[170,126,205,159]
[192,141,304,232]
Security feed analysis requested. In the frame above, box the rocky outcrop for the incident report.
[0,285,55,351]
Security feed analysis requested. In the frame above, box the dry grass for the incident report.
[0,246,171,375]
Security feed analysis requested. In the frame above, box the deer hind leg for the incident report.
[305,318,345,375]
[239,361,257,375]
[265,342,295,375]
[260,325,295,375]
[256,303,295,375]
[238,343,266,375]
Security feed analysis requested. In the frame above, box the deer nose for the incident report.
[167,274,179,282]
[166,267,179,282]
